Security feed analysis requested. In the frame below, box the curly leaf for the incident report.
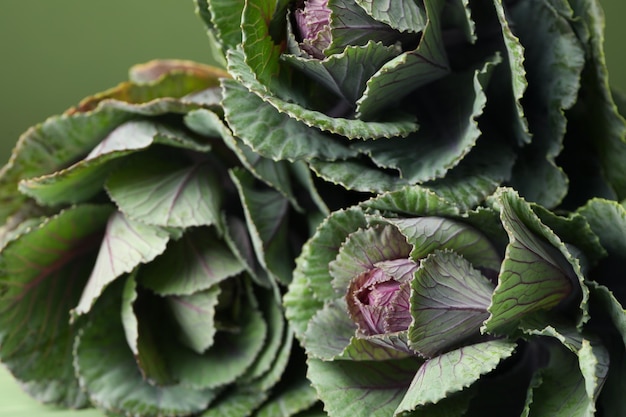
[396,340,516,414]
[355,55,496,184]
[226,47,419,140]
[485,189,587,335]
[356,0,449,118]
[19,120,210,207]
[222,79,357,162]
[282,41,401,105]
[307,357,421,417]
[408,251,495,358]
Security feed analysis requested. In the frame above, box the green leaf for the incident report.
[577,198,626,257]
[308,158,408,193]
[491,0,531,147]
[355,0,426,33]
[507,0,586,208]
[73,211,170,317]
[325,0,406,55]
[120,274,176,386]
[106,153,222,229]
[307,357,421,417]
[139,227,245,296]
[167,290,268,390]
[356,0,449,119]
[408,250,495,358]
[355,55,496,184]
[221,78,356,162]
[226,48,419,140]
[19,120,210,207]
[396,340,516,414]
[240,0,283,89]
[238,288,286,384]
[0,67,220,222]
[523,341,593,417]
[184,108,306,211]
[484,189,587,335]
[283,41,401,105]
[0,204,112,407]
[167,286,222,354]
[74,281,216,416]
[285,207,367,339]
[388,216,501,271]
[206,0,245,51]
[256,377,319,417]
[329,223,412,292]
[230,168,293,285]
[200,389,268,417]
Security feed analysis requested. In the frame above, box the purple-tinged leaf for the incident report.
[139,227,245,296]
[106,153,221,229]
[329,223,412,293]
[396,340,516,415]
[0,204,112,407]
[408,250,495,358]
[166,286,221,355]
[307,356,422,417]
[73,211,170,317]
[388,216,502,271]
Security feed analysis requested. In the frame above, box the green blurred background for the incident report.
[0,0,624,415]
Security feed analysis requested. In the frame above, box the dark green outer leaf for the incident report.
[19,120,211,207]
[0,204,112,407]
[307,356,422,417]
[222,78,357,162]
[0,63,222,223]
[522,340,594,417]
[396,340,516,414]
[507,0,586,208]
[355,55,498,185]
[74,280,216,417]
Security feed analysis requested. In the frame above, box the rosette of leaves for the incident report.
[196,0,626,208]
[0,60,327,417]
[284,185,626,416]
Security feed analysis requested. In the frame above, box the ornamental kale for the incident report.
[284,185,626,416]
[0,61,325,417]
[196,0,626,208]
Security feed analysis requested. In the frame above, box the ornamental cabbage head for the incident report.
[197,0,626,209]
[284,185,626,417]
[0,61,326,417]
